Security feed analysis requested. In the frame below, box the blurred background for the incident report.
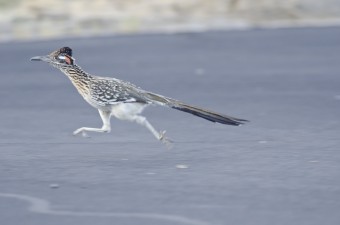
[1,0,340,42]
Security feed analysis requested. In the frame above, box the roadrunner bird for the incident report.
[31,47,248,144]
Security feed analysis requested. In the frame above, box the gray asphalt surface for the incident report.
[0,27,340,225]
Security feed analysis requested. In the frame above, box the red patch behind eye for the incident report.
[65,56,73,65]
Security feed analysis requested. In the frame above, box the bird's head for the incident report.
[30,47,75,68]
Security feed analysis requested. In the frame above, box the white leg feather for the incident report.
[111,103,172,145]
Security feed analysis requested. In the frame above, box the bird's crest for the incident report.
[50,47,74,65]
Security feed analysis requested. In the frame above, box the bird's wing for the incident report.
[89,77,148,106]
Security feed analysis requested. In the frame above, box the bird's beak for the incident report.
[30,55,51,62]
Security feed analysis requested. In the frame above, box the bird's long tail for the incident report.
[144,92,248,126]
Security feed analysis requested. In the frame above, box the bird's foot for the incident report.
[159,130,173,149]
[73,128,90,138]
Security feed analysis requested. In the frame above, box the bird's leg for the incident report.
[133,115,173,147]
[73,109,111,137]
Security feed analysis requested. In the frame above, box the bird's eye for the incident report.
[58,55,66,60]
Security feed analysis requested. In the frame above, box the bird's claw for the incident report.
[159,130,173,149]
[73,129,90,138]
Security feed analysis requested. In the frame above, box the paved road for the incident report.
[0,27,339,225]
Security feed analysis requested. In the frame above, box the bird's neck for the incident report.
[60,64,91,79]
[60,64,92,96]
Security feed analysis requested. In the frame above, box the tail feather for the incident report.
[171,103,248,126]
[144,92,249,126]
